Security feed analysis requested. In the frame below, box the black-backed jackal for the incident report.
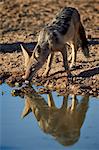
[20,86,89,146]
[21,7,89,81]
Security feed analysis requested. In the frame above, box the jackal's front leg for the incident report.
[42,53,54,77]
[70,95,78,111]
[47,93,56,108]
[70,42,77,69]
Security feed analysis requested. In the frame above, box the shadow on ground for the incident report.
[0,42,37,53]
[0,38,99,53]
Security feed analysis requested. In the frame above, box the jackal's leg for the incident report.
[61,47,69,70]
[70,41,77,69]
[68,53,72,62]
[61,95,68,109]
[79,22,89,57]
[42,53,54,77]
[47,93,56,108]
[70,95,78,111]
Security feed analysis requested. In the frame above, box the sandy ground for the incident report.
[0,0,99,96]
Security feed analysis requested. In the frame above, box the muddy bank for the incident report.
[0,44,99,97]
[0,0,99,96]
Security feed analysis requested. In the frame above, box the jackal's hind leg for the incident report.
[42,53,54,77]
[79,23,89,58]
[61,47,69,71]
[61,95,68,109]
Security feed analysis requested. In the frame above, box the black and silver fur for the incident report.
[21,7,89,81]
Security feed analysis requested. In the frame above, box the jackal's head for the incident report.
[21,43,50,81]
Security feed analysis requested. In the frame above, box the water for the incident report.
[0,84,99,150]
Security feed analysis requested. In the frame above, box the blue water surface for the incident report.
[0,84,99,150]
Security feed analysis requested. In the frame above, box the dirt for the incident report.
[0,0,99,97]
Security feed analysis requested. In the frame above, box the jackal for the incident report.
[20,86,89,146]
[21,7,89,81]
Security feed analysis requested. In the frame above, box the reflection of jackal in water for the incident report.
[20,87,89,146]
[21,7,89,81]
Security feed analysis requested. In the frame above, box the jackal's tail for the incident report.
[79,22,89,58]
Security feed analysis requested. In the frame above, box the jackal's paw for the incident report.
[67,72,73,78]
[42,71,48,77]
[66,70,73,78]
[70,65,76,70]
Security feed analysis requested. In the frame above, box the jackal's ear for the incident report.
[20,44,30,67]
[37,45,41,54]
[21,99,32,118]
